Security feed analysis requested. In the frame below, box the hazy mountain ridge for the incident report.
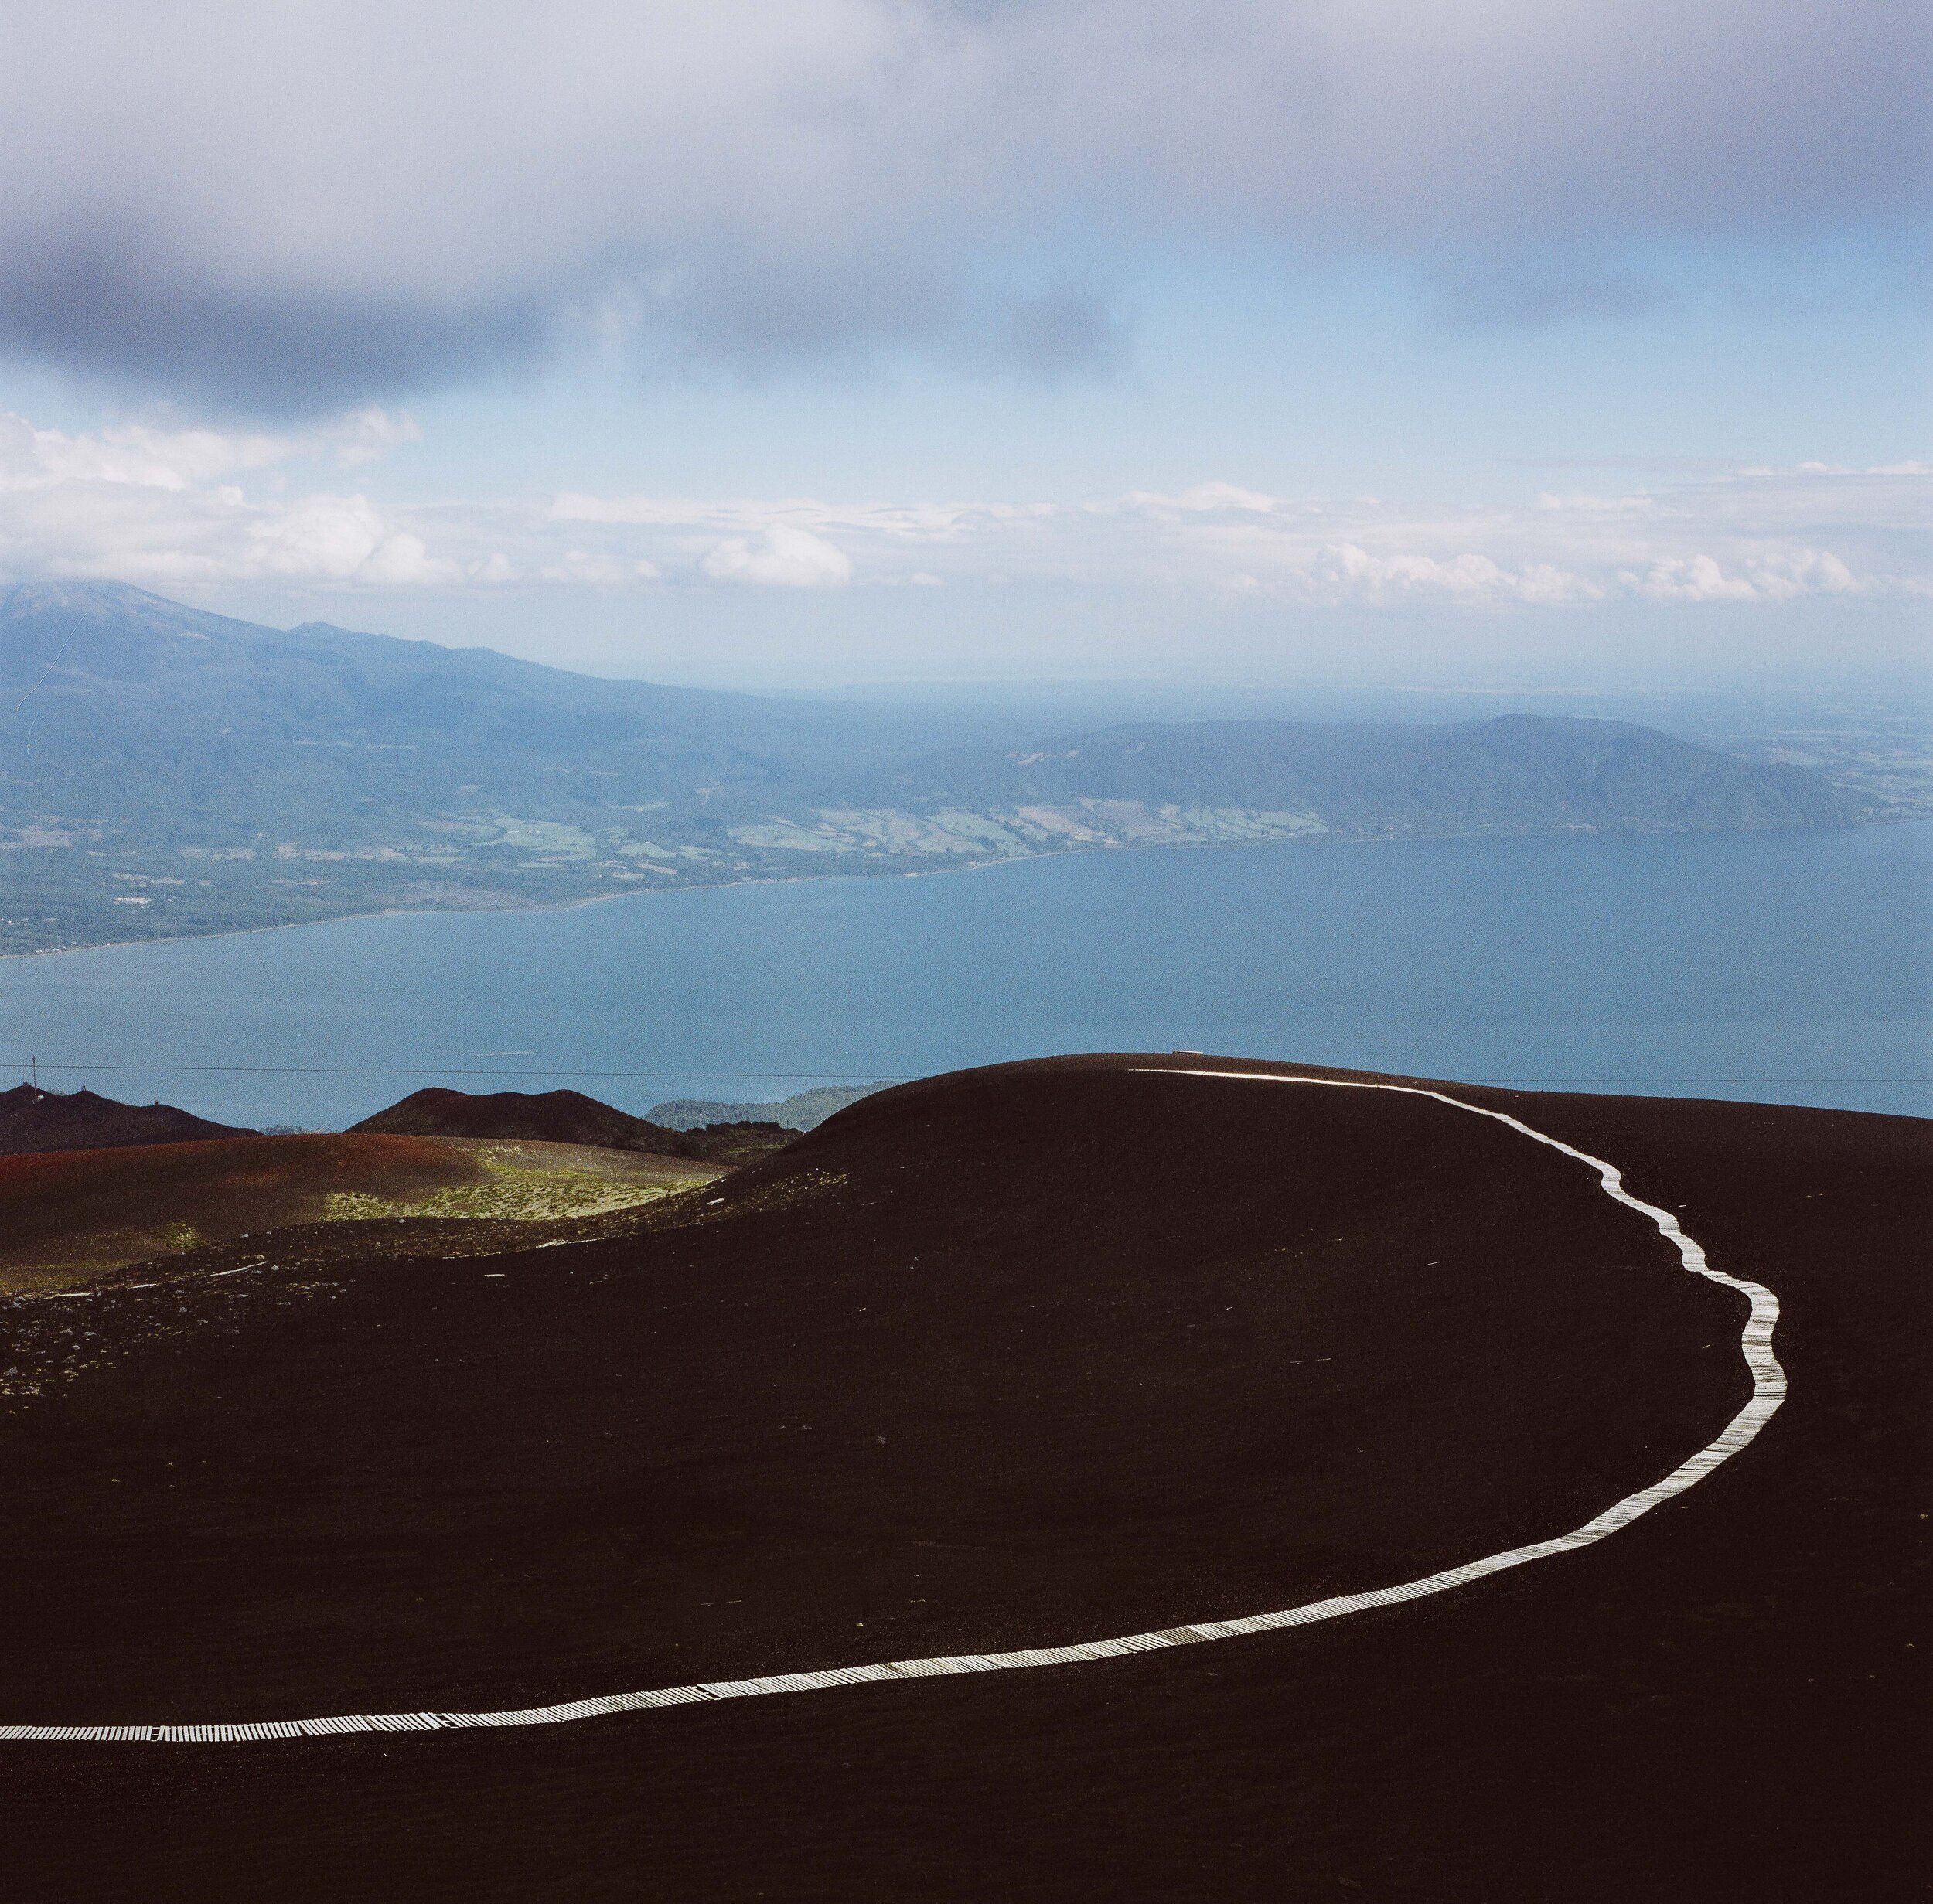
[647,1084,893,1132]
[864,716,1857,839]
[0,581,1867,955]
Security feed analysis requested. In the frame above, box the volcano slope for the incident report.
[0,1057,1924,1901]
[0,1133,719,1289]
[0,1084,254,1157]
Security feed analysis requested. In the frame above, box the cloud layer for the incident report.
[2,408,1924,612]
[0,1,1920,407]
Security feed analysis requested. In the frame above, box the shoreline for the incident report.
[1,812,1901,967]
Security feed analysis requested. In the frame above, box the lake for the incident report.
[3,821,1929,1130]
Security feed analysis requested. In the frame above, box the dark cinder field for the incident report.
[1,1058,1924,1901]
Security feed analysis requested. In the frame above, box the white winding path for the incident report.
[0,1071,1785,1744]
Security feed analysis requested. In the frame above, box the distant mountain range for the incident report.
[648,1083,893,1132]
[0,580,1866,955]
[847,714,1856,848]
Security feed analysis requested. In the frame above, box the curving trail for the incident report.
[0,1071,1785,1745]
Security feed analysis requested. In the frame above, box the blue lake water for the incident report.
[3,822,1929,1130]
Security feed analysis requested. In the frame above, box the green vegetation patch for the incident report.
[323,1172,680,1224]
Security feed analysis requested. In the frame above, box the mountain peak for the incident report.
[0,578,280,690]
[4,577,186,621]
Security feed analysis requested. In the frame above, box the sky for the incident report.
[0,0,1926,690]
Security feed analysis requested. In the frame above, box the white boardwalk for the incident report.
[0,1071,1785,1744]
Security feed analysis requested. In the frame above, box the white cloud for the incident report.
[1627,554,1761,603]
[1304,543,1604,606]
[701,523,853,588]
[537,550,663,586]
[0,412,1925,612]
[327,407,423,466]
[1751,550,1860,598]
[246,495,458,584]
[0,407,418,494]
[1108,482,1281,517]
[1627,547,1901,605]
[551,492,979,540]
[357,530,453,587]
[0,407,451,589]
[249,495,380,578]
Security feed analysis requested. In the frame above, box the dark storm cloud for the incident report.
[0,230,552,415]
[0,0,1921,413]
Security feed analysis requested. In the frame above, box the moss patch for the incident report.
[322,1179,677,1224]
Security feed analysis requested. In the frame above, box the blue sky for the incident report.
[390,238,1924,500]
[0,2,1924,688]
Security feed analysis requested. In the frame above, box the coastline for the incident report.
[4,819,1927,1127]
[1,812,1897,967]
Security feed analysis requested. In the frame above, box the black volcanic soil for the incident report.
[0,1083,253,1156]
[1,1056,1925,1902]
[352,1085,793,1164]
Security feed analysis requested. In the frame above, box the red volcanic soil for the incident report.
[0,1056,1925,1901]
[0,1133,489,1280]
